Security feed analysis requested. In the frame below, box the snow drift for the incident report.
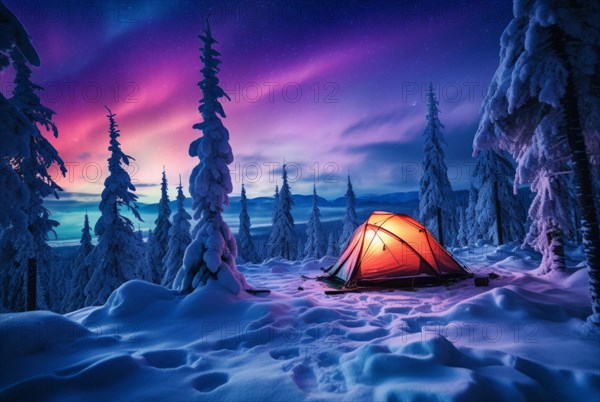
[1,245,599,401]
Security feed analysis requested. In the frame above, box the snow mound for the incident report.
[0,311,91,357]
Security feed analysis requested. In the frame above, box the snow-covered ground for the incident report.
[1,244,599,401]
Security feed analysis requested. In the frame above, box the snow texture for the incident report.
[1,244,599,401]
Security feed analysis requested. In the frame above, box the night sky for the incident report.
[1,0,514,200]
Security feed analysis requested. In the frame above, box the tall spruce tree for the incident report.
[338,175,359,250]
[0,2,39,232]
[85,107,143,305]
[269,164,296,260]
[146,168,172,283]
[173,21,247,294]
[9,47,66,311]
[237,183,258,263]
[304,184,326,259]
[474,0,600,324]
[162,175,192,287]
[419,83,455,247]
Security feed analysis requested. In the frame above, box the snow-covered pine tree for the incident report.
[474,0,600,324]
[0,2,39,232]
[9,47,66,311]
[146,168,172,283]
[236,183,258,263]
[162,175,192,287]
[141,229,154,281]
[519,112,574,274]
[84,107,144,305]
[456,207,469,247]
[255,239,267,263]
[472,150,525,245]
[326,232,338,257]
[67,213,94,311]
[297,239,304,261]
[269,164,297,260]
[0,230,23,311]
[465,185,480,244]
[173,21,248,294]
[419,83,455,247]
[268,185,280,257]
[526,160,572,274]
[338,174,359,250]
[304,184,326,259]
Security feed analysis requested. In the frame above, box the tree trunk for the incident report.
[563,66,600,325]
[572,201,582,244]
[26,257,36,311]
[437,207,444,247]
[548,223,566,273]
[493,180,504,245]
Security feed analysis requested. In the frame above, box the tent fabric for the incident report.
[325,211,469,287]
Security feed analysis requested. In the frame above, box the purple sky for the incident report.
[1,0,514,200]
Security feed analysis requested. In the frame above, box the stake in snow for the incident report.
[474,0,600,324]
[173,20,248,295]
[84,107,144,306]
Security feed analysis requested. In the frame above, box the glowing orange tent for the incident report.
[325,212,470,288]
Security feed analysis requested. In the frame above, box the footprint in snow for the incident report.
[139,349,189,369]
[292,363,318,392]
[192,372,229,392]
[270,347,301,360]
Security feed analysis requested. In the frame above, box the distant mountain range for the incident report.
[47,191,425,243]
[51,186,528,244]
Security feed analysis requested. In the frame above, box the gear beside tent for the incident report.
[323,211,470,289]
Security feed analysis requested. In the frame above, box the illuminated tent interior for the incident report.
[325,212,470,288]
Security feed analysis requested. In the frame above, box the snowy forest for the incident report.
[1,1,599,401]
